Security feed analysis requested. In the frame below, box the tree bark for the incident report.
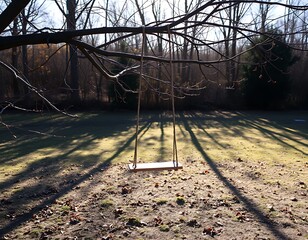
[21,9,29,103]
[67,0,80,102]
[11,18,19,98]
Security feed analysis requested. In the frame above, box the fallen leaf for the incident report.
[126,217,143,227]
[187,219,201,227]
[121,186,132,194]
[114,208,124,217]
[203,226,218,237]
[267,205,275,212]
[214,221,223,227]
[154,217,163,226]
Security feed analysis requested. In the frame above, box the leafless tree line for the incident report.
[0,0,308,113]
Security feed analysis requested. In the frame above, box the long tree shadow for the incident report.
[0,112,135,163]
[179,112,291,240]
[183,111,227,149]
[183,110,307,156]
[158,113,172,161]
[237,112,307,156]
[0,112,152,237]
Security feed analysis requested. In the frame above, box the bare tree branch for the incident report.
[0,60,78,118]
[0,0,31,33]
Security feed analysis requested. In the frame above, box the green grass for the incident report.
[0,111,307,183]
[154,198,168,205]
[60,205,71,213]
[159,224,170,232]
[0,110,307,239]
[100,199,114,208]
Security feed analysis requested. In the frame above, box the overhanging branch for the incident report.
[0,26,167,51]
[0,0,31,33]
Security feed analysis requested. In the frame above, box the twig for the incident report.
[0,60,78,118]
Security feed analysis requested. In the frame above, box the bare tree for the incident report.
[259,0,271,34]
[218,1,250,88]
[0,0,308,111]
[1,0,45,101]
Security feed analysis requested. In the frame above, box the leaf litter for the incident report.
[1,158,307,240]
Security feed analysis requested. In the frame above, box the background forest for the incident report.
[0,0,308,111]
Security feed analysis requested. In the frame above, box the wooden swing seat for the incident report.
[128,161,183,172]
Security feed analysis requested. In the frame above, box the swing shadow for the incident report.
[179,112,291,240]
[135,112,170,163]
[159,113,166,159]
[0,113,152,237]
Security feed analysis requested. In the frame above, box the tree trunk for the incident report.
[67,0,80,103]
[11,18,20,98]
[22,9,29,104]
[260,2,269,34]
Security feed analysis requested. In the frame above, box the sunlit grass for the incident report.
[0,110,307,240]
[0,111,307,185]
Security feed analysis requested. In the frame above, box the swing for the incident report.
[128,27,183,172]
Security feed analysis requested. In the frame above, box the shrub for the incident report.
[242,28,298,109]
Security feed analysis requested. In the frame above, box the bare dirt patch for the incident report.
[1,158,307,240]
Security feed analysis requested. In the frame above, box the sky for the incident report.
[36,0,296,29]
[8,0,306,45]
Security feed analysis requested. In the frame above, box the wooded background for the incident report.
[0,0,308,111]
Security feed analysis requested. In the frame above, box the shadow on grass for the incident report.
[159,113,167,159]
[0,112,153,237]
[178,111,306,240]
[237,112,307,156]
[0,112,137,163]
[0,111,306,238]
[180,110,307,156]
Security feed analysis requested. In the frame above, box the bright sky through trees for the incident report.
[36,0,303,47]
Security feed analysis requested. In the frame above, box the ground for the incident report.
[0,111,307,239]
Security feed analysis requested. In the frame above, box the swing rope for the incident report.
[130,26,181,171]
[133,26,146,168]
[168,26,179,167]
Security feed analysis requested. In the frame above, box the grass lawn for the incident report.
[0,110,307,239]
